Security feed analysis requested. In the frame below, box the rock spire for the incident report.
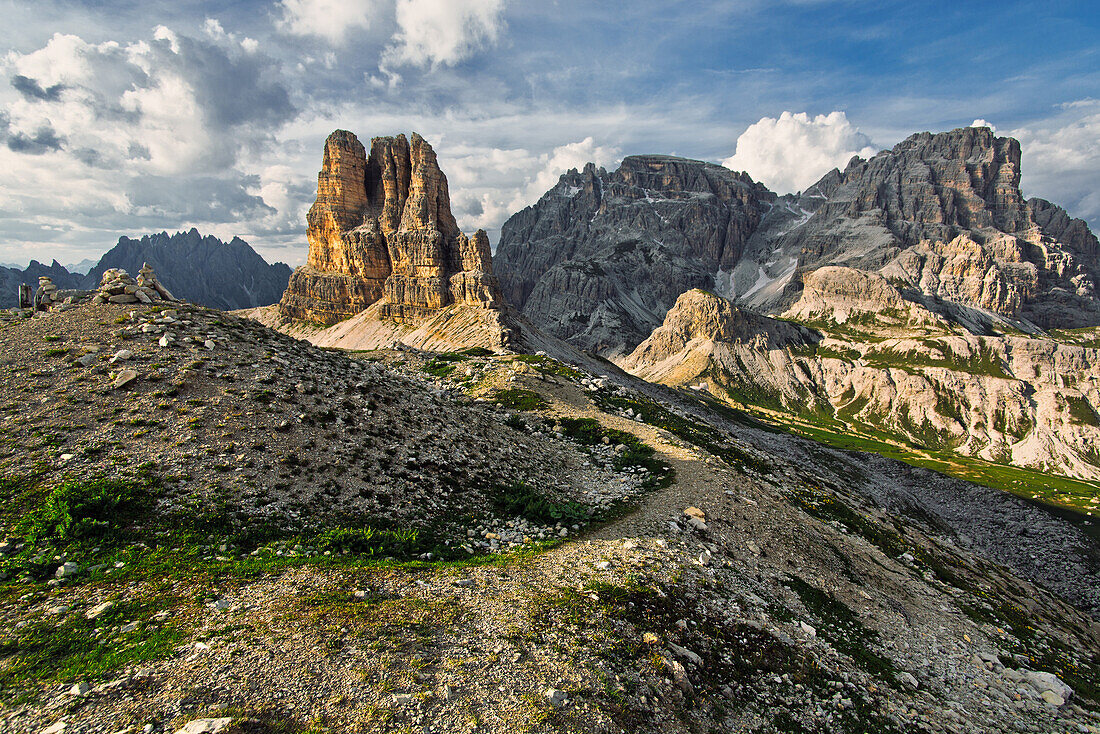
[278,130,501,325]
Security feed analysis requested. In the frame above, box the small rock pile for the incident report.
[34,276,60,309]
[93,263,177,305]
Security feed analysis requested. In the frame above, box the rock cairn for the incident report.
[34,277,60,310]
[93,263,177,305]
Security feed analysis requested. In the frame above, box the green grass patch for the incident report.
[491,388,547,411]
[783,575,897,678]
[509,353,583,379]
[492,482,591,525]
[757,411,1100,514]
[592,390,773,475]
[0,595,185,700]
[557,417,674,490]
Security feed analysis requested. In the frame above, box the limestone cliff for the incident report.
[278,130,500,325]
[622,289,1100,482]
[499,126,1100,355]
[757,127,1100,327]
[494,156,775,354]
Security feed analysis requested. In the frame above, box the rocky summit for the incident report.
[748,126,1100,327]
[277,131,501,327]
[494,156,775,355]
[498,127,1100,356]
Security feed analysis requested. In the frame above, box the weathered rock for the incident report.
[785,266,948,328]
[494,156,775,354]
[174,719,233,734]
[622,288,1100,481]
[765,126,1100,327]
[278,130,501,326]
[625,289,815,367]
[55,561,78,578]
[501,126,1100,351]
[112,370,138,390]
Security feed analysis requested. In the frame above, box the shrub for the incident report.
[27,477,156,542]
[492,483,590,524]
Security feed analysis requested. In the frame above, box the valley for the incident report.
[3,125,1100,734]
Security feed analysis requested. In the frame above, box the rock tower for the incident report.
[278,131,501,325]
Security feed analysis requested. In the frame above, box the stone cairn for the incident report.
[33,277,60,310]
[92,263,177,305]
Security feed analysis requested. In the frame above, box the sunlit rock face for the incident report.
[278,130,500,325]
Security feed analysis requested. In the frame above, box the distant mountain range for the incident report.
[494,126,1100,484]
[495,126,1100,354]
[0,229,292,310]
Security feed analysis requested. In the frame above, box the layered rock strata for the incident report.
[759,127,1100,326]
[499,126,1100,355]
[622,288,1100,481]
[279,131,500,325]
[494,156,775,354]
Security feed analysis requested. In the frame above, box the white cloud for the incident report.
[523,137,620,204]
[1010,101,1100,228]
[970,118,996,132]
[442,136,619,236]
[276,0,381,43]
[0,28,294,262]
[722,111,877,194]
[385,0,507,68]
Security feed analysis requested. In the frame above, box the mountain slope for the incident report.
[622,286,1100,489]
[494,156,775,355]
[86,229,292,311]
[498,127,1100,355]
[501,126,1100,489]
[747,127,1100,327]
[1,297,1098,733]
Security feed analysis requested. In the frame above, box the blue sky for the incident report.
[1,0,1098,266]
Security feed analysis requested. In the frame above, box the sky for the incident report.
[0,0,1098,268]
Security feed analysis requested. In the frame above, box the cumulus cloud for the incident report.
[276,0,381,43]
[1010,101,1100,230]
[444,135,619,238]
[385,0,507,68]
[0,27,295,261]
[722,111,877,194]
[970,118,996,132]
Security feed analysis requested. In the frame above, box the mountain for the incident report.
[2,232,291,311]
[500,126,1100,487]
[64,258,97,275]
[494,156,776,355]
[0,260,83,308]
[261,130,520,353]
[623,287,1100,482]
[86,229,292,311]
[496,127,1100,355]
[743,126,1100,327]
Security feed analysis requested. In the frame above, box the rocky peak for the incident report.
[279,130,500,325]
[648,288,810,348]
[760,127,1100,327]
[494,154,776,354]
[619,287,816,381]
[813,126,1030,246]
